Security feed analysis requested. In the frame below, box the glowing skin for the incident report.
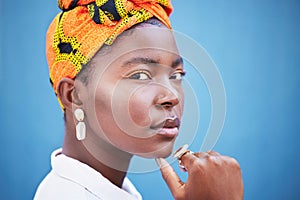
[58,25,184,183]
[81,26,185,160]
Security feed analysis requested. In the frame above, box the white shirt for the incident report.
[34,149,142,200]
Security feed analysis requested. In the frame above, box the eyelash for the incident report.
[126,70,186,80]
[127,70,152,80]
[170,71,186,80]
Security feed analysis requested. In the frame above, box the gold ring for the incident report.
[173,144,193,171]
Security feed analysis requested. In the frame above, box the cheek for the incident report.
[92,85,114,129]
[128,88,154,127]
[93,80,155,136]
[112,82,155,129]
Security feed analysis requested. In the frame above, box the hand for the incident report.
[156,151,244,200]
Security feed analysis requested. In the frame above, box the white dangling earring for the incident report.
[74,108,86,141]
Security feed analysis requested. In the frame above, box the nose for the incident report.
[155,90,180,110]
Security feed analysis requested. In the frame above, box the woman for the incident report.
[35,0,244,199]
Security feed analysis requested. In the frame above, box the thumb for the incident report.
[155,158,185,198]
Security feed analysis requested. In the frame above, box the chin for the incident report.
[135,142,175,159]
[155,149,173,158]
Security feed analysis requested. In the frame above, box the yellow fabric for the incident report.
[46,0,173,109]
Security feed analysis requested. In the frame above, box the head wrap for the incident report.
[46,0,173,109]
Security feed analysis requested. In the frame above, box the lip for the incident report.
[151,117,180,138]
[156,127,179,138]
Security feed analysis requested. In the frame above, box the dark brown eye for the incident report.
[170,71,186,80]
[128,71,151,80]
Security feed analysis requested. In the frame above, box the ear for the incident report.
[57,78,83,112]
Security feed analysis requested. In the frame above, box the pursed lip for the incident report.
[151,117,180,129]
[150,117,180,138]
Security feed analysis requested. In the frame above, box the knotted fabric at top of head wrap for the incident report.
[46,0,173,110]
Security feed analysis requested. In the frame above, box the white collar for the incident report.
[51,148,142,200]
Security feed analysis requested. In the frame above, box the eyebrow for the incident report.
[122,56,183,68]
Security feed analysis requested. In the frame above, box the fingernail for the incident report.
[173,144,189,159]
[155,158,168,168]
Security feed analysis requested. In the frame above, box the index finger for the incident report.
[180,152,207,171]
[155,158,185,198]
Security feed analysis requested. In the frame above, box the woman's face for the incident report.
[80,26,184,158]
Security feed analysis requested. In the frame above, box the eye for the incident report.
[128,70,152,80]
[170,71,186,80]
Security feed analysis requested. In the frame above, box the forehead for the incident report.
[91,26,180,67]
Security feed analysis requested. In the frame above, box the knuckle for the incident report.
[206,155,224,168]
[229,157,241,169]
[193,152,206,158]
[188,158,200,169]
[193,152,201,157]
[208,155,222,166]
[222,156,241,170]
[207,150,221,156]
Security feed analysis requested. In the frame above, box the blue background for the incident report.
[1,0,299,199]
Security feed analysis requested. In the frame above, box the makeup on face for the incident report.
[83,27,185,158]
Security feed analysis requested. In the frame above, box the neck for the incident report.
[62,120,132,188]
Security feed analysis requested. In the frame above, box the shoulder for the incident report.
[34,170,98,200]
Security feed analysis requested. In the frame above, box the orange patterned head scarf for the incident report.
[46,0,173,109]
